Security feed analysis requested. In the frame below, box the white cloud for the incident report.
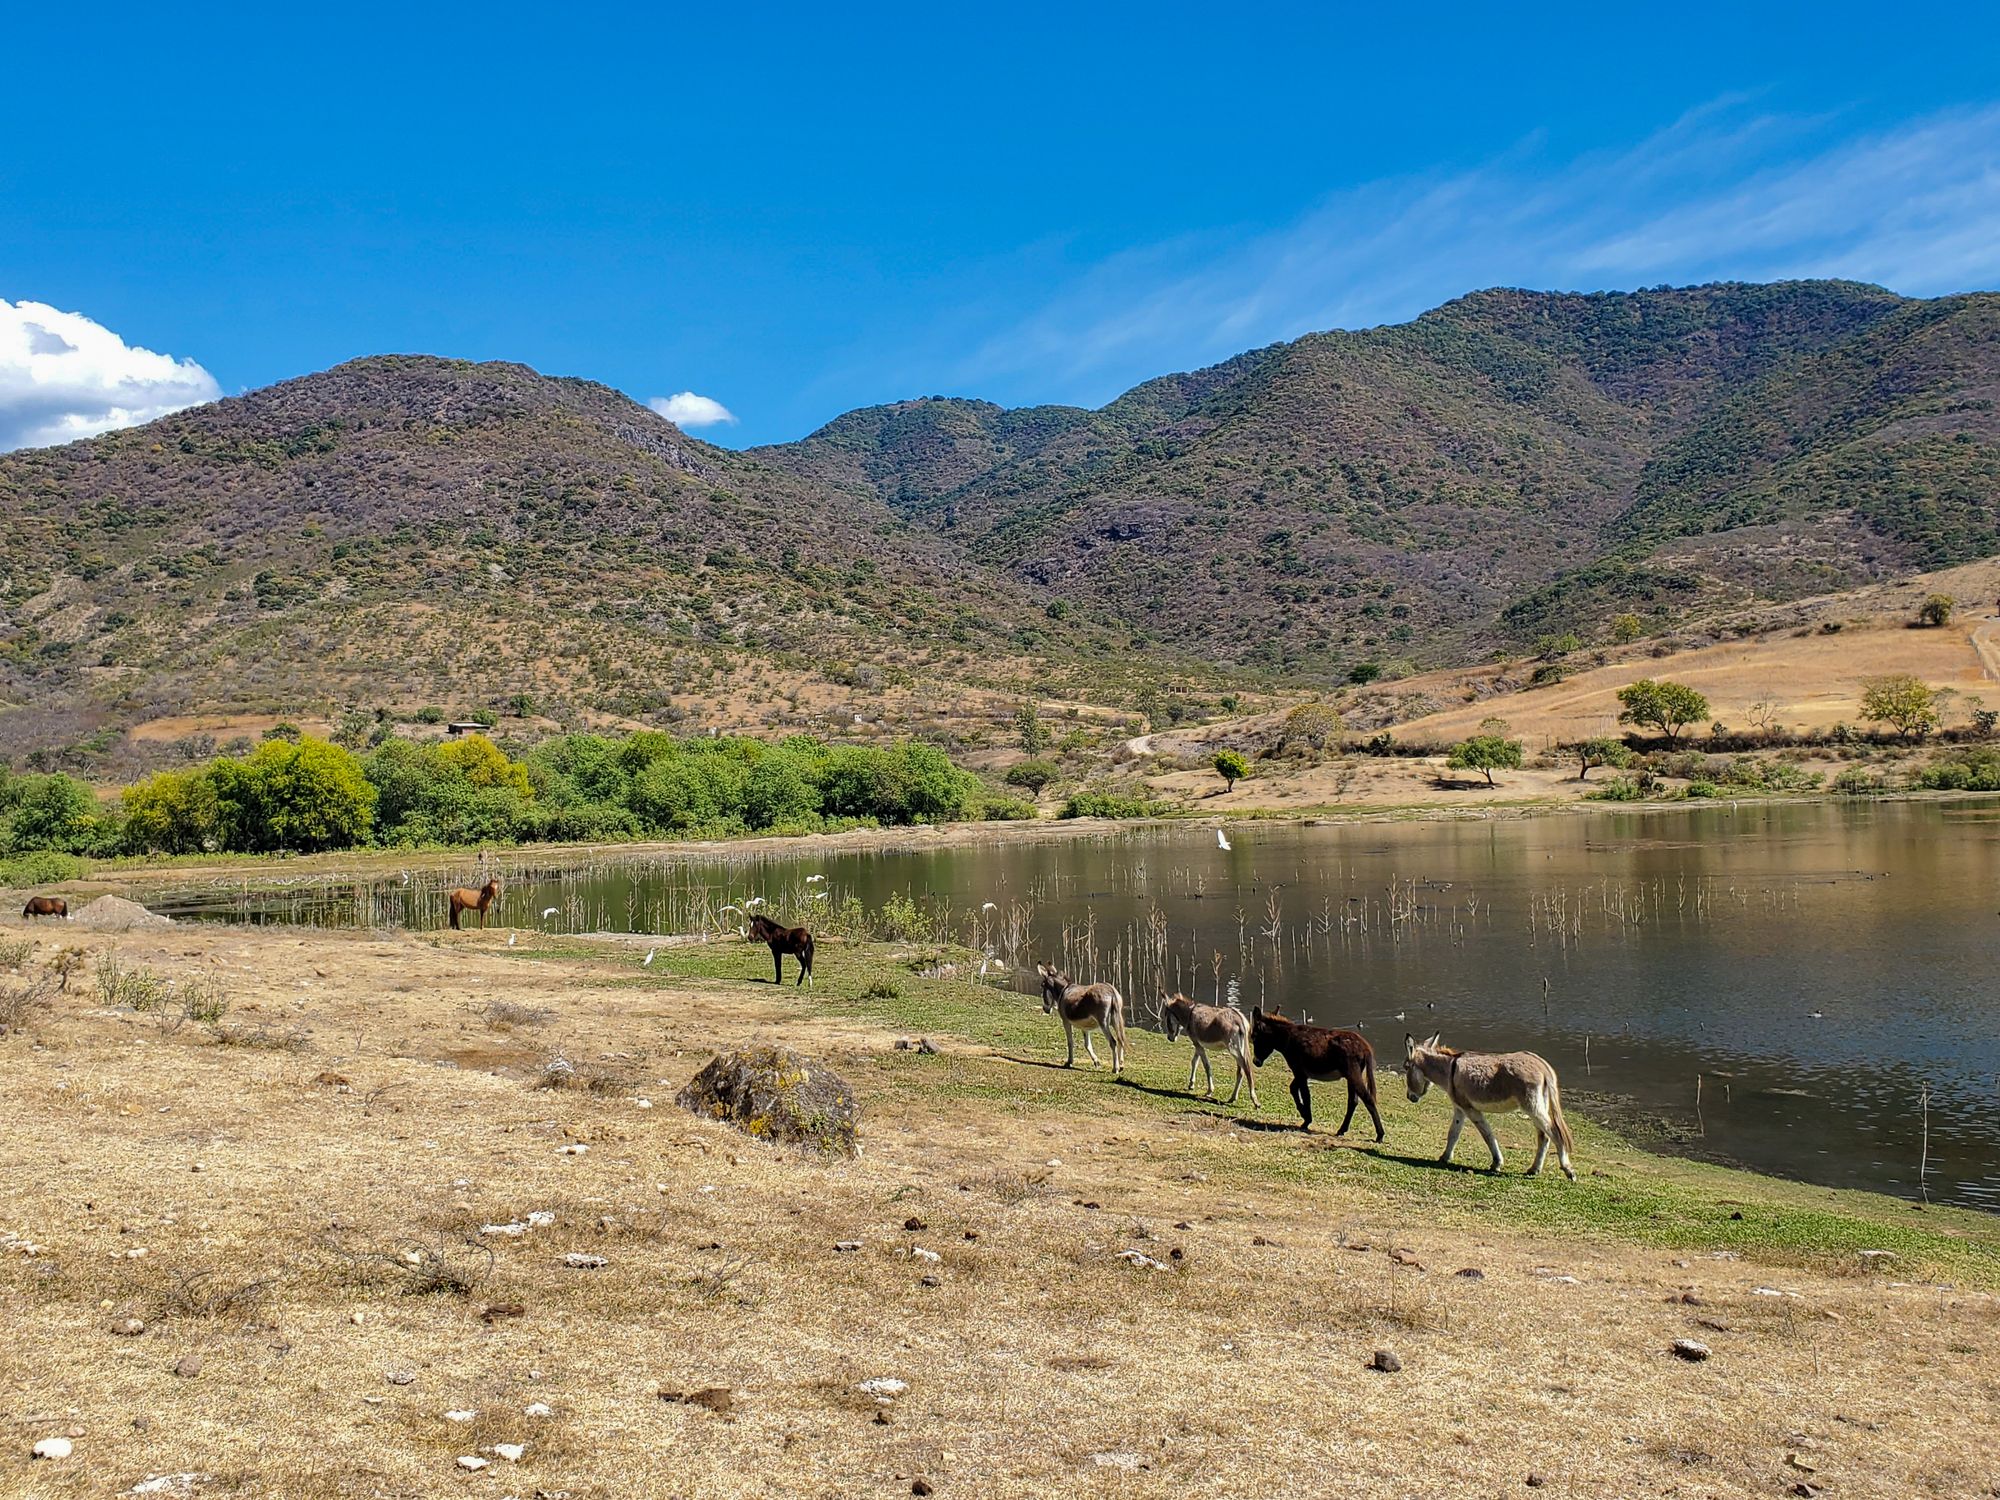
[0,300,220,451]
[939,101,2000,405]
[648,391,738,429]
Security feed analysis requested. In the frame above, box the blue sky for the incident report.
[3,2,1999,449]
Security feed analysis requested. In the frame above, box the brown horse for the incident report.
[1250,1007,1383,1139]
[448,878,501,930]
[747,913,814,986]
[21,895,67,920]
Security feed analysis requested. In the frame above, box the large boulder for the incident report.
[676,1045,859,1158]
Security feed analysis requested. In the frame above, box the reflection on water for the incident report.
[148,801,2000,1209]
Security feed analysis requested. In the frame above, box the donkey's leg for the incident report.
[1470,1110,1504,1172]
[1197,1044,1215,1097]
[1335,1074,1361,1136]
[1239,1045,1259,1109]
[1187,1044,1201,1094]
[1441,1108,1466,1165]
[1223,1044,1246,1105]
[1527,1125,1551,1177]
[1292,1075,1313,1130]
[1062,1020,1076,1068]
[1083,1029,1102,1068]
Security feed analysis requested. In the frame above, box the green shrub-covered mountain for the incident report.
[2,279,1997,768]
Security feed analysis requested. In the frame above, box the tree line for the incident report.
[0,731,1025,860]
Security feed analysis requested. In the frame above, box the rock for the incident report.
[1526,1475,1546,1488]
[916,1038,939,1055]
[32,1437,73,1460]
[856,1377,907,1401]
[456,1456,488,1471]
[481,1222,528,1237]
[557,1143,588,1156]
[919,1275,941,1287]
[526,1211,555,1229]
[676,1046,861,1157]
[912,1480,934,1496]
[1116,1250,1168,1271]
[1389,1248,1422,1267]
[1670,1339,1711,1362]
[562,1253,607,1269]
[314,1071,351,1087]
[493,1443,525,1461]
[1368,1349,1402,1373]
[386,1369,416,1386]
[873,1409,893,1425]
[172,1355,202,1378]
[445,1410,477,1422]
[480,1302,526,1322]
[1088,1452,1146,1470]
[1455,1268,1485,1280]
[112,1316,146,1336]
[834,1240,863,1253]
[911,1247,940,1263]
[903,1217,927,1231]
[524,1402,554,1418]
[71,896,172,931]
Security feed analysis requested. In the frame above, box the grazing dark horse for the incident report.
[21,895,67,920]
[1250,1007,1384,1139]
[448,878,501,930]
[747,913,814,986]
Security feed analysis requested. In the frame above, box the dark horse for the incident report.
[747,913,814,986]
[448,878,501,930]
[21,895,68,919]
[1250,1007,1384,1139]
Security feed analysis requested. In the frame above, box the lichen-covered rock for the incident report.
[676,1045,860,1157]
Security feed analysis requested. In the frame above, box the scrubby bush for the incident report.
[1005,759,1059,795]
[1616,679,1710,745]
[1860,675,1939,742]
[1917,746,2000,792]
[1213,749,1249,791]
[1059,791,1173,819]
[1446,735,1523,786]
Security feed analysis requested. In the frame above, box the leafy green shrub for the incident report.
[1685,780,1721,799]
[1058,791,1172,819]
[0,850,87,886]
[1213,749,1249,790]
[1446,735,1523,786]
[1917,746,2000,792]
[976,794,1038,821]
[1831,766,1888,796]
[1585,775,1650,802]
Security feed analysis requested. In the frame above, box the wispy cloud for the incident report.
[942,100,2000,406]
[0,300,220,451]
[648,391,737,429]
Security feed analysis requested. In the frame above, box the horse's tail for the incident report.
[449,902,462,931]
[802,933,815,971]
[1546,1071,1574,1156]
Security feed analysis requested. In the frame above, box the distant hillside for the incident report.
[760,280,2000,670]
[0,357,1131,770]
[5,280,2000,773]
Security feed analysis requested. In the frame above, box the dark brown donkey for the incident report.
[1250,1007,1384,1139]
[21,895,68,920]
[747,913,815,986]
[448,878,501,930]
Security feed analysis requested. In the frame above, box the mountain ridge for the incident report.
[3,278,1999,771]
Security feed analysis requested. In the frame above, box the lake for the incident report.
[146,800,2000,1209]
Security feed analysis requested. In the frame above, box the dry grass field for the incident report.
[2,918,1996,1500]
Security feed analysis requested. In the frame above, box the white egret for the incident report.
[540,907,559,920]
[1216,828,1232,851]
[642,949,657,966]
[508,933,518,947]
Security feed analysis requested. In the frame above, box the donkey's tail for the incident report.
[1363,1051,1377,1099]
[1109,988,1128,1049]
[1547,1072,1575,1156]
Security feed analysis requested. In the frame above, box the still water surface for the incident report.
[149,801,2000,1208]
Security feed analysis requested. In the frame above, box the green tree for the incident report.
[1535,632,1582,661]
[1005,759,1059,796]
[122,767,223,854]
[1213,749,1249,792]
[1616,679,1710,745]
[1860,674,1940,742]
[1014,703,1051,756]
[6,773,103,853]
[1566,737,1633,781]
[1918,593,1956,628]
[1281,702,1344,758]
[1609,613,1644,645]
[1446,735,1523,786]
[212,737,376,852]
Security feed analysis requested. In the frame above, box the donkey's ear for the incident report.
[1251,1005,1264,1019]
[1036,963,1050,977]
[1423,1032,1442,1050]
[1404,1033,1416,1058]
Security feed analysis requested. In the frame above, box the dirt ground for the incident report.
[2,919,1995,1500]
